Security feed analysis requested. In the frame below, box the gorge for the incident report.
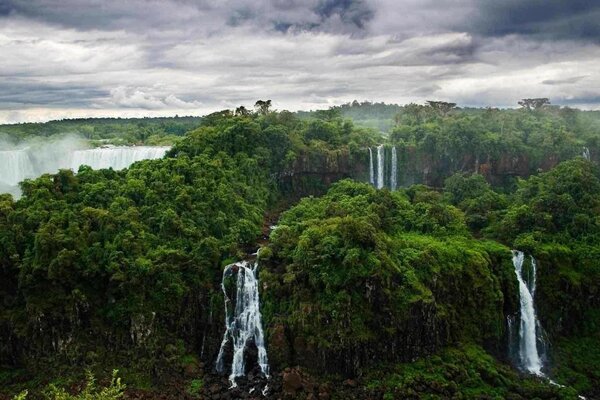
[1,105,599,400]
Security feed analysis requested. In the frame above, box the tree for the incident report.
[235,105,250,116]
[518,98,550,111]
[426,100,457,116]
[254,100,272,116]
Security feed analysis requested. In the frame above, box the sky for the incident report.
[0,0,599,123]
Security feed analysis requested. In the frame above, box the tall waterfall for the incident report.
[216,258,269,386]
[369,148,375,185]
[377,145,384,189]
[512,250,543,375]
[583,147,591,161]
[390,146,397,191]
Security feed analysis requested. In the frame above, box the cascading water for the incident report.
[0,149,36,186]
[369,147,375,185]
[70,146,169,171]
[390,146,397,191]
[582,147,591,161]
[377,144,384,189]
[216,257,269,386]
[512,250,543,375]
[0,145,169,198]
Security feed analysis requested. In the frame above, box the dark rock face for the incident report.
[279,146,578,195]
[267,300,444,377]
[278,148,368,198]
[187,366,374,400]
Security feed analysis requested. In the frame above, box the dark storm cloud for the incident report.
[469,0,600,42]
[314,0,373,29]
[0,0,373,34]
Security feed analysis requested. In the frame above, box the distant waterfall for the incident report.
[583,147,591,161]
[216,257,269,386]
[0,145,169,198]
[70,146,169,171]
[377,145,384,189]
[369,148,375,185]
[511,250,543,375]
[390,146,397,191]
[0,149,36,186]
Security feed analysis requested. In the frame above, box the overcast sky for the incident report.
[0,0,599,123]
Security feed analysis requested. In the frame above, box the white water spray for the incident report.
[390,146,397,191]
[0,149,36,186]
[216,257,269,386]
[70,146,169,171]
[377,145,384,189]
[512,250,543,375]
[0,145,169,198]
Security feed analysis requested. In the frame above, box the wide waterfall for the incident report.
[377,145,384,189]
[391,146,397,191]
[0,145,169,198]
[0,149,36,186]
[70,146,169,171]
[369,147,374,185]
[511,250,543,375]
[216,257,269,386]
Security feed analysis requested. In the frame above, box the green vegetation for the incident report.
[366,345,578,400]
[262,180,516,374]
[0,116,203,145]
[13,370,125,400]
[1,102,599,398]
[186,378,204,396]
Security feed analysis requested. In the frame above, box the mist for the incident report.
[0,134,88,198]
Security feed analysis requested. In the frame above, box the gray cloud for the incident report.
[542,76,588,85]
[0,0,599,123]
[468,0,600,42]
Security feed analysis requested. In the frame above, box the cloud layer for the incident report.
[0,0,599,123]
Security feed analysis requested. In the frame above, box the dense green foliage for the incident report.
[0,151,270,382]
[262,180,517,374]
[366,345,578,399]
[493,159,600,244]
[13,370,125,400]
[1,103,599,398]
[389,105,599,189]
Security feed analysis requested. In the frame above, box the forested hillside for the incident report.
[1,103,599,399]
[0,116,203,146]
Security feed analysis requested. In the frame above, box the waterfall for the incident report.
[583,147,591,161]
[0,145,169,198]
[390,146,397,191]
[70,146,169,171]
[0,149,36,186]
[377,145,384,189]
[511,250,543,375]
[216,257,269,386]
[369,148,374,185]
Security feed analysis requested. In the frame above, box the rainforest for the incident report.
[0,101,599,399]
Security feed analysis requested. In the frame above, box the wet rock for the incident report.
[282,370,303,394]
[343,379,357,388]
